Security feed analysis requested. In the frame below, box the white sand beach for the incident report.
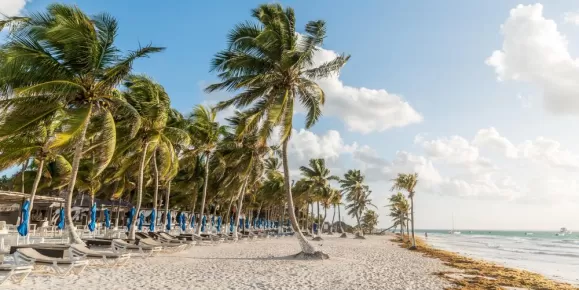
[3,235,451,290]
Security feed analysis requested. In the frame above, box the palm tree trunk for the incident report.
[338,205,343,233]
[27,158,44,235]
[224,196,234,233]
[304,205,309,234]
[316,201,321,237]
[331,206,336,234]
[356,213,362,236]
[410,195,416,248]
[322,206,327,235]
[233,177,248,239]
[129,142,150,240]
[20,160,28,193]
[64,110,91,245]
[310,203,315,234]
[196,152,211,234]
[282,139,316,254]
[152,149,159,231]
[189,189,198,229]
[164,181,171,231]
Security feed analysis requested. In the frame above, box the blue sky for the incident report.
[4,1,579,230]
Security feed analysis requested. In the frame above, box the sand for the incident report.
[3,234,452,290]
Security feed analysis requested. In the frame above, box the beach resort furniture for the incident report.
[10,244,70,258]
[14,248,88,276]
[111,239,162,258]
[83,238,114,247]
[70,244,131,267]
[136,237,187,253]
[0,254,34,286]
[151,232,195,249]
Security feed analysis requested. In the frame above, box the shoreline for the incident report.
[393,235,578,290]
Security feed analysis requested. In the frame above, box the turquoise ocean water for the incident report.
[413,229,579,285]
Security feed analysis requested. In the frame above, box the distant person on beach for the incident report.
[425,232,428,238]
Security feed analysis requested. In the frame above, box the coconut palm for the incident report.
[206,3,349,256]
[388,192,410,235]
[0,5,162,243]
[340,169,374,236]
[188,105,226,234]
[298,158,338,237]
[391,173,419,248]
[361,210,379,234]
[118,76,189,239]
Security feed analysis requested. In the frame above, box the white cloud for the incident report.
[563,11,579,25]
[517,94,532,108]
[487,4,579,114]
[308,47,423,134]
[418,135,479,164]
[473,127,518,158]
[0,0,27,17]
[288,129,357,161]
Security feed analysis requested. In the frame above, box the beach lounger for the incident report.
[111,239,162,258]
[14,248,88,276]
[153,233,195,249]
[0,254,33,286]
[70,244,131,267]
[137,238,187,253]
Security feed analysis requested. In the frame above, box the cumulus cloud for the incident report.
[473,127,518,158]
[487,4,579,114]
[418,135,479,164]
[563,11,579,25]
[307,47,423,134]
[0,0,27,17]
[288,129,357,161]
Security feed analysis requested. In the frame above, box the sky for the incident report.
[3,0,579,231]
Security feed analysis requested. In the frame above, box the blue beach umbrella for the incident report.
[229,216,234,233]
[17,200,30,236]
[180,213,186,231]
[216,216,222,232]
[104,209,111,229]
[149,209,156,232]
[252,218,256,229]
[238,218,243,229]
[190,215,196,229]
[211,215,215,228]
[127,207,136,231]
[201,215,206,232]
[166,211,172,231]
[88,203,97,232]
[138,212,144,231]
[245,217,249,229]
[57,208,65,230]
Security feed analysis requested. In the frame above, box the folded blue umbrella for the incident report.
[17,200,30,237]
[238,218,243,229]
[180,212,186,231]
[138,212,144,231]
[127,207,136,231]
[245,217,249,229]
[104,209,110,229]
[201,215,206,232]
[190,215,195,229]
[216,216,222,232]
[166,211,172,231]
[57,208,65,230]
[229,216,234,233]
[211,215,215,228]
[88,203,97,232]
[150,209,156,232]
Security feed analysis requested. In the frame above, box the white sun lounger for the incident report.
[14,248,88,276]
[111,239,162,258]
[70,244,131,267]
[0,254,34,286]
[137,238,187,253]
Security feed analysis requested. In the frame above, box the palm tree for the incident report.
[340,170,374,236]
[298,158,338,238]
[361,210,379,234]
[0,5,163,243]
[188,105,226,234]
[388,192,410,235]
[391,173,419,248]
[206,3,349,256]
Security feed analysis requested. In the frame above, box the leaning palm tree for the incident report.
[388,192,409,235]
[206,3,349,257]
[298,158,338,238]
[0,5,162,243]
[340,169,373,236]
[188,105,226,234]
[391,173,419,248]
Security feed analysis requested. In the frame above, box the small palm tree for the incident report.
[388,192,410,236]
[206,3,349,256]
[361,210,379,234]
[0,5,163,243]
[340,169,374,236]
[188,105,226,234]
[391,173,419,248]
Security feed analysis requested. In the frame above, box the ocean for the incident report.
[416,230,579,285]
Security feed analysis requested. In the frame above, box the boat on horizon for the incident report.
[448,214,461,235]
